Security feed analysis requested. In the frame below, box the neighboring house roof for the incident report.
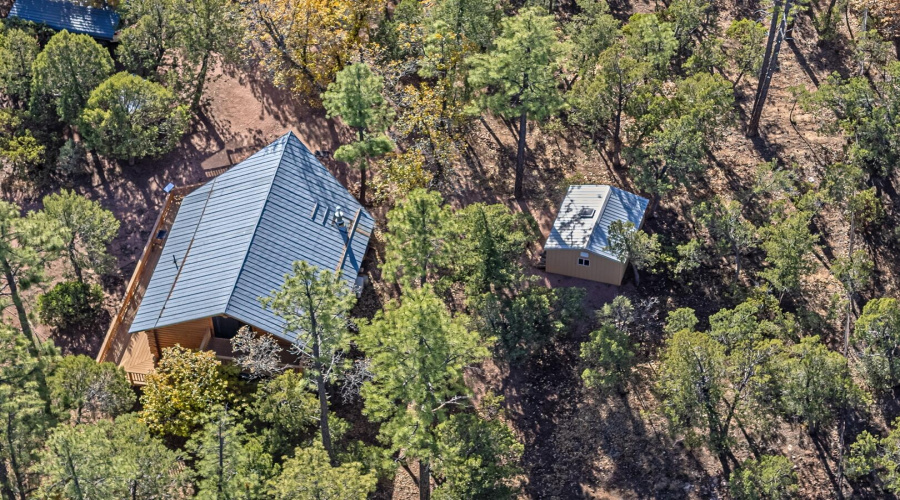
[544,185,649,262]
[9,0,120,41]
[129,132,374,343]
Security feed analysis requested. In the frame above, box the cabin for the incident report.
[96,132,374,384]
[543,185,649,285]
[8,0,120,41]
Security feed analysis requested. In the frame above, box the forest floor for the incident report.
[9,0,900,498]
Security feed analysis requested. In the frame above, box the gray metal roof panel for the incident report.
[544,185,649,263]
[10,0,120,41]
[130,132,373,342]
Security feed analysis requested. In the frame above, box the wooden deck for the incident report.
[96,185,199,384]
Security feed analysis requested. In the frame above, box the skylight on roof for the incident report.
[579,207,596,219]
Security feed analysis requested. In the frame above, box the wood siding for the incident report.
[153,317,213,351]
[546,249,627,285]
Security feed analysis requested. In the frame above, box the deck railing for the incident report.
[96,184,201,365]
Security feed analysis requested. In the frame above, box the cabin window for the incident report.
[578,257,590,267]
[212,316,245,339]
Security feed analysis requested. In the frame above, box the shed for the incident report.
[543,185,649,285]
[9,0,120,41]
[97,132,374,383]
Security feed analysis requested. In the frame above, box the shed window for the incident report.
[578,257,590,267]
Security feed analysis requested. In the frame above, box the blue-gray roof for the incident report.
[544,185,649,262]
[129,132,374,342]
[9,0,120,41]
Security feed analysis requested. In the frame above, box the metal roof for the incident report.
[129,132,374,343]
[544,185,649,262]
[9,0,120,41]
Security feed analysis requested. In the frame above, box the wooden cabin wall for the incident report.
[153,317,213,351]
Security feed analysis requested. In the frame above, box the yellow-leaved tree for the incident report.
[243,0,377,98]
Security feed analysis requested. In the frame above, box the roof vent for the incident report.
[578,208,596,219]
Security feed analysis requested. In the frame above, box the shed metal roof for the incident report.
[9,0,120,41]
[544,185,649,262]
[129,132,374,343]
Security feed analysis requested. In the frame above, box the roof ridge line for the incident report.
[221,134,292,321]
[586,185,616,252]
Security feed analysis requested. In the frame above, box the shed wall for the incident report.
[545,249,626,285]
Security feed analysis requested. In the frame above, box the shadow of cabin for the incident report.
[96,132,374,384]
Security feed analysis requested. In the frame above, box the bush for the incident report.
[729,455,798,500]
[37,281,103,329]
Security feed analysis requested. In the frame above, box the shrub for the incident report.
[37,280,103,329]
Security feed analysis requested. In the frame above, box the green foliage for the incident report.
[140,346,230,437]
[847,420,900,492]
[664,0,713,51]
[759,210,819,297]
[382,188,453,289]
[674,238,704,279]
[658,302,785,461]
[0,109,45,178]
[853,298,900,392]
[251,371,320,459]
[0,323,57,498]
[79,72,189,161]
[729,455,798,500]
[473,280,584,360]
[801,63,900,177]
[167,0,243,107]
[0,199,64,350]
[833,249,873,299]
[580,323,636,392]
[664,307,699,336]
[468,7,565,122]
[694,197,756,280]
[775,336,867,431]
[35,415,188,499]
[604,220,660,285]
[433,404,523,499]
[36,280,102,330]
[268,443,377,499]
[262,260,356,461]
[323,62,394,202]
[425,0,500,53]
[566,0,619,74]
[116,0,169,78]
[358,286,489,464]
[48,354,134,423]
[725,19,767,83]
[35,189,119,284]
[189,407,273,499]
[0,28,39,104]
[629,72,734,203]
[622,13,677,75]
[451,203,531,295]
[30,30,114,124]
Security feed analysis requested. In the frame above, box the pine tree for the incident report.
[32,190,119,284]
[468,7,565,199]
[261,260,356,465]
[382,188,453,290]
[0,29,39,107]
[29,31,114,124]
[604,220,660,286]
[358,286,489,500]
[322,63,394,205]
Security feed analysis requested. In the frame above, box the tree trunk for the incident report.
[632,263,640,287]
[1,256,39,353]
[515,110,528,200]
[747,0,789,137]
[65,445,85,500]
[734,246,742,283]
[0,455,14,500]
[6,415,26,500]
[358,128,367,206]
[217,413,225,497]
[611,99,624,169]
[68,243,84,284]
[312,339,334,465]
[419,460,431,500]
[191,52,211,111]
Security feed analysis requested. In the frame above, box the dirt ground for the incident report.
[10,0,900,497]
